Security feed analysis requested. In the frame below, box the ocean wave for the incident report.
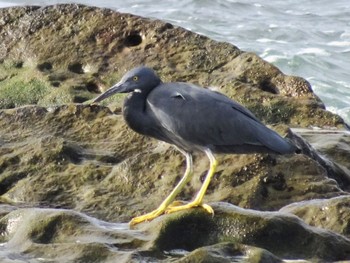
[327,41,350,47]
[296,48,330,56]
[257,38,288,44]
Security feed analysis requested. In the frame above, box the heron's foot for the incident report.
[165,200,214,215]
[129,208,164,226]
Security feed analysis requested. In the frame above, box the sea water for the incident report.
[1,0,349,125]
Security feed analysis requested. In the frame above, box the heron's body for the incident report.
[124,82,295,155]
[93,66,297,226]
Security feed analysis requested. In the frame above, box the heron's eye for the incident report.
[133,76,138,82]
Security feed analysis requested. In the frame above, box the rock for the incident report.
[1,203,349,262]
[1,104,349,262]
[295,128,350,175]
[291,129,350,190]
[0,104,347,223]
[0,4,345,128]
[0,4,350,263]
[0,205,145,263]
[142,203,350,261]
[173,242,283,263]
[280,195,350,239]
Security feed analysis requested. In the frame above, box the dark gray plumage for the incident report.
[93,66,296,225]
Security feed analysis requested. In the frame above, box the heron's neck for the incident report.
[123,92,151,134]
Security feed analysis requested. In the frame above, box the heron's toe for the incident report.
[201,203,214,215]
[129,209,164,226]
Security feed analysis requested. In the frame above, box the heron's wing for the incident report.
[147,82,293,154]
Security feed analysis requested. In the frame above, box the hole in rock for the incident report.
[156,22,174,33]
[68,62,84,74]
[0,171,26,195]
[51,81,61,87]
[73,96,89,103]
[260,80,278,94]
[14,61,24,68]
[163,22,174,30]
[86,82,100,93]
[124,32,142,47]
[60,143,84,164]
[98,155,121,164]
[37,62,52,72]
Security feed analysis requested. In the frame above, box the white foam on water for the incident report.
[262,55,286,63]
[327,41,350,47]
[335,80,350,89]
[257,38,288,44]
[326,106,350,124]
[297,48,330,56]
[0,1,19,7]
[269,23,278,28]
[340,31,350,39]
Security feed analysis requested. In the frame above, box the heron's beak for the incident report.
[93,81,126,103]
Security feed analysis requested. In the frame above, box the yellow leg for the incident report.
[129,152,193,226]
[165,149,217,215]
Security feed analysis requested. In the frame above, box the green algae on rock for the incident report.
[0,61,52,108]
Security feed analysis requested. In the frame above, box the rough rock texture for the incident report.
[1,203,350,262]
[281,195,350,239]
[0,5,344,127]
[0,104,347,223]
[146,203,350,261]
[0,4,350,263]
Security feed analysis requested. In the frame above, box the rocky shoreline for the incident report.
[0,4,350,262]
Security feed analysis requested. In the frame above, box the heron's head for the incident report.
[93,66,161,103]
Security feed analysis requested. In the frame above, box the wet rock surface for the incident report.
[281,195,350,239]
[1,203,350,262]
[0,4,350,262]
[146,203,350,261]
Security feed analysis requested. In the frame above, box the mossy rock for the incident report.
[140,202,350,261]
[0,4,346,128]
[1,204,349,262]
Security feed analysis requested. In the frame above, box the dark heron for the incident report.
[93,66,297,225]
